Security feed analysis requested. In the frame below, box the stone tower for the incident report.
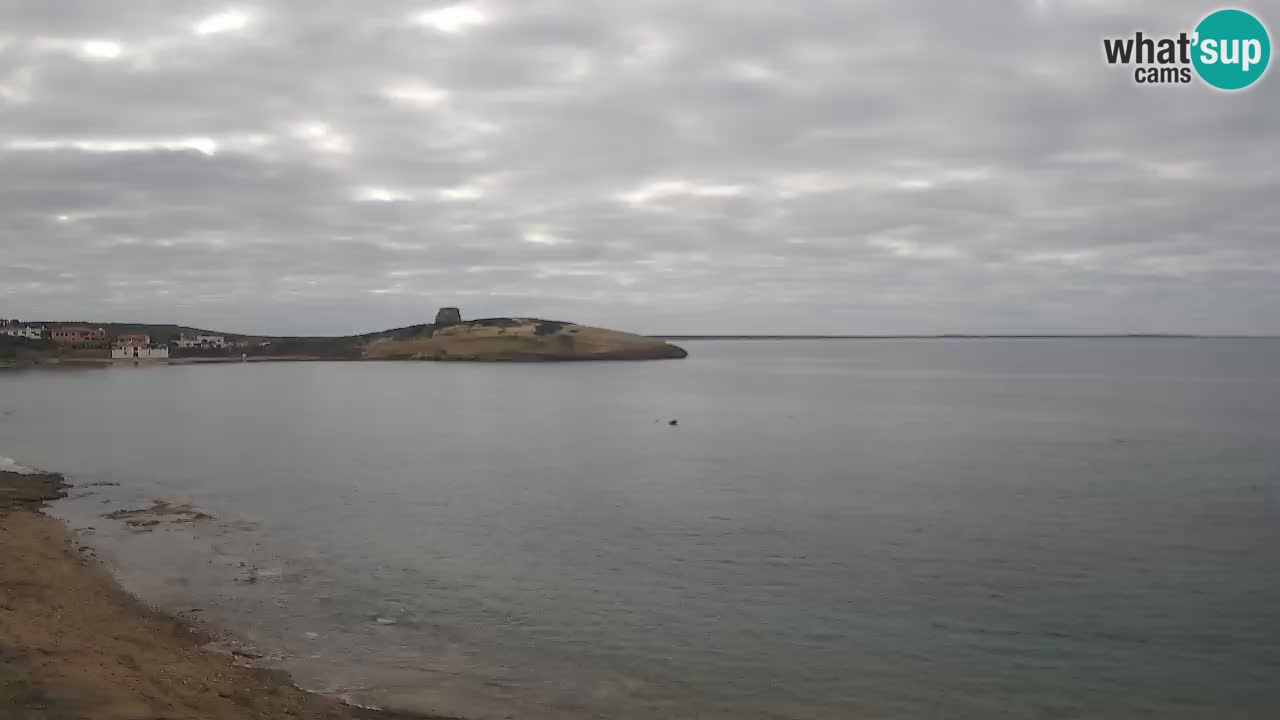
[434,307,462,326]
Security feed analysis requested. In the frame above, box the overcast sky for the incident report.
[1,1,1277,335]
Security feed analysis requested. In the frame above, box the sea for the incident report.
[2,339,1278,719]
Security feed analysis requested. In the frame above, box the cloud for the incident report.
[78,39,125,60]
[193,10,252,36]
[413,3,490,34]
[0,0,1277,335]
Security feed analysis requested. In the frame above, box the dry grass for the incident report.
[364,319,686,361]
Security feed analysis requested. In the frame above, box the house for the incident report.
[112,332,168,359]
[50,326,107,347]
[0,324,46,340]
[112,343,169,360]
[175,334,226,349]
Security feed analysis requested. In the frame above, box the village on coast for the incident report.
[0,319,257,360]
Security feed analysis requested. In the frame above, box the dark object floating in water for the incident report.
[668,419,678,426]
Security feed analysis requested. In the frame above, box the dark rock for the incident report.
[534,320,565,336]
[434,307,462,326]
[104,500,213,526]
[471,317,522,328]
[0,471,70,511]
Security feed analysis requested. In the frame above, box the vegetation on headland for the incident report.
[0,335,57,366]
[363,316,688,361]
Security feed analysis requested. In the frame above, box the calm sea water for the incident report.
[2,340,1279,719]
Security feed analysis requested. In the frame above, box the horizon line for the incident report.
[657,334,1280,340]
[9,320,1280,341]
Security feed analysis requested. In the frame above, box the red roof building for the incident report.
[50,326,107,345]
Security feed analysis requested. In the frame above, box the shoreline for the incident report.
[0,466,453,720]
[0,355,342,369]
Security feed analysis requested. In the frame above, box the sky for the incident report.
[1,0,1277,336]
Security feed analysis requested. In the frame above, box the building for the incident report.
[0,324,46,340]
[111,332,168,359]
[435,307,462,326]
[112,332,168,359]
[50,326,106,346]
[175,334,226,349]
[112,344,169,360]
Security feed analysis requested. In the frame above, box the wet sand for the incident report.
[0,469,448,720]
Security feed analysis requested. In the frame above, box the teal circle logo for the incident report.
[1192,9,1271,90]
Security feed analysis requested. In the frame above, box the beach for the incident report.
[0,468,442,720]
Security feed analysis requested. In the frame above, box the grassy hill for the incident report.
[364,317,687,361]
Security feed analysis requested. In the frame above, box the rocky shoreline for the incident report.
[0,467,452,720]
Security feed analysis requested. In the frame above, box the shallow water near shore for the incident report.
[3,339,1280,718]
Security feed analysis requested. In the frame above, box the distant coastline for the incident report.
[659,334,1274,340]
[2,308,687,365]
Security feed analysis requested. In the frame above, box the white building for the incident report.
[112,345,170,360]
[1,325,46,340]
[175,334,227,349]
[113,333,168,359]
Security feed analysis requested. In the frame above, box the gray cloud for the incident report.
[1,0,1277,334]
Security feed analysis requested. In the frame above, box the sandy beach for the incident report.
[0,468,447,720]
